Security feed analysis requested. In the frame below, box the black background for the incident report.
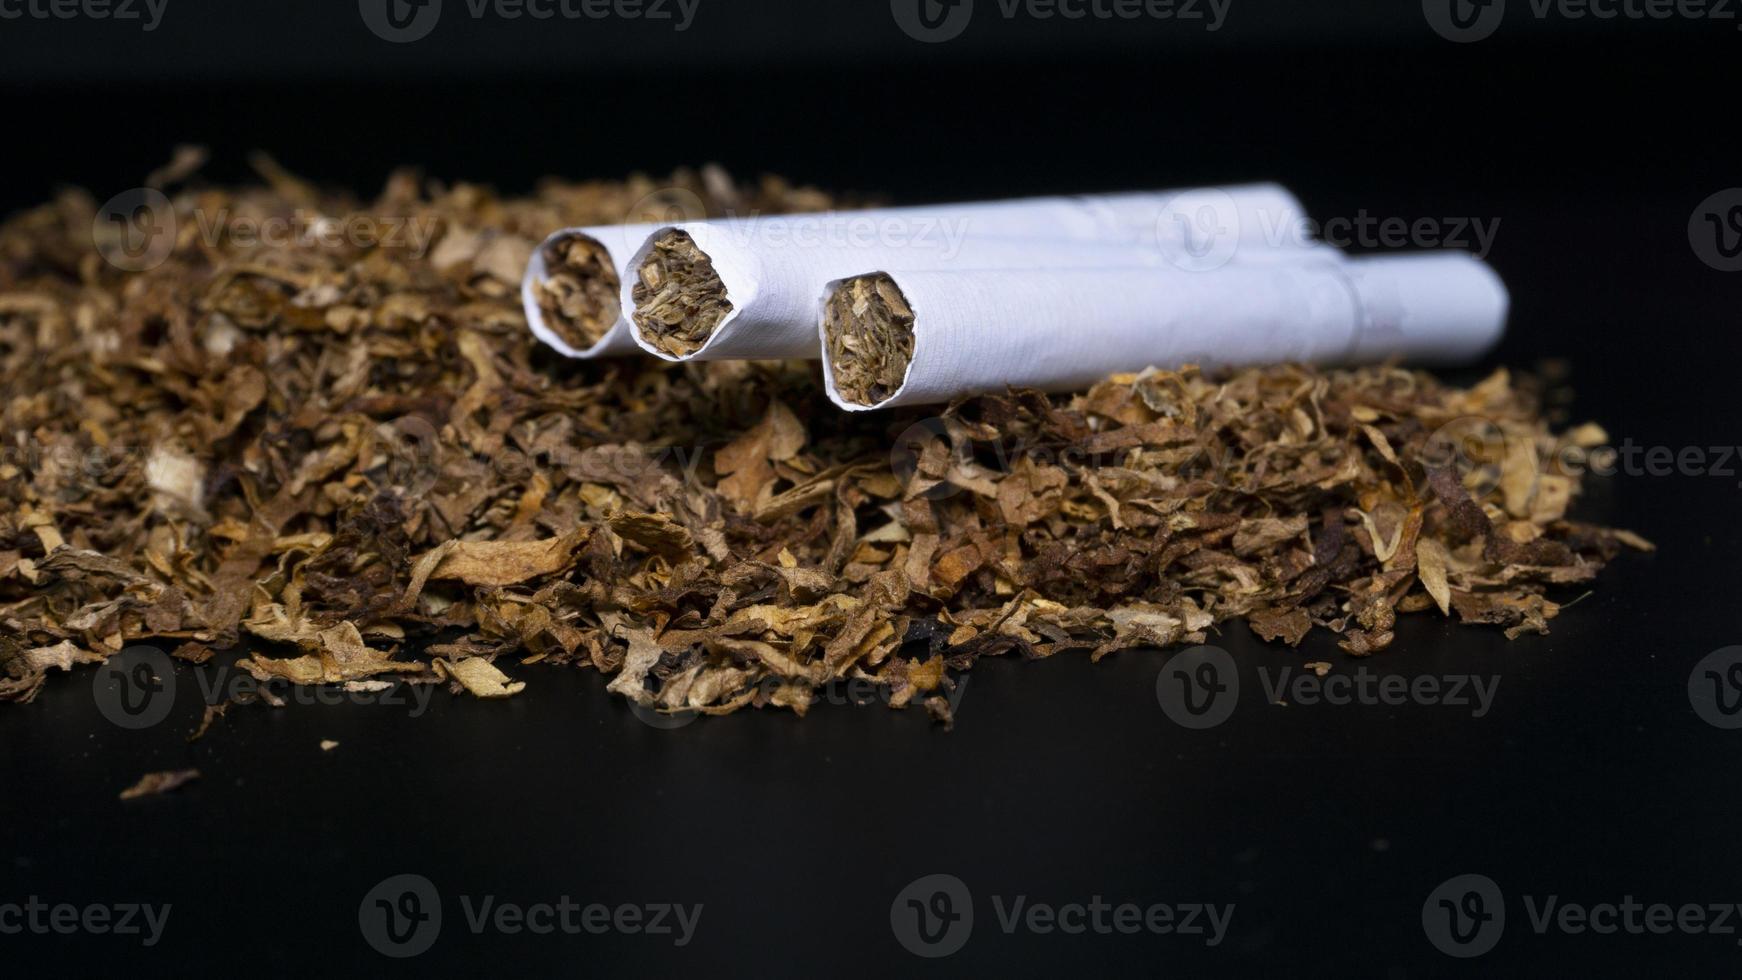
[4,1,1741,975]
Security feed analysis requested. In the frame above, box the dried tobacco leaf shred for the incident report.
[118,769,201,800]
[0,156,1649,728]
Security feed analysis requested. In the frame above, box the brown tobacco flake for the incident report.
[187,702,229,743]
[823,273,916,407]
[438,657,525,698]
[1249,607,1312,647]
[414,528,593,588]
[119,769,201,801]
[0,155,1645,729]
[629,229,732,356]
[714,400,806,513]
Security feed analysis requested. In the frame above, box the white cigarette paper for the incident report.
[817,253,1509,411]
[622,184,1318,361]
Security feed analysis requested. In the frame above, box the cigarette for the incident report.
[817,252,1509,411]
[621,184,1318,361]
[521,224,668,358]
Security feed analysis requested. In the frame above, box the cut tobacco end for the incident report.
[533,233,622,350]
[629,229,733,357]
[822,273,916,408]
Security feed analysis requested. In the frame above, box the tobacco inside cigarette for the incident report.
[630,229,733,357]
[822,273,916,407]
[532,233,623,351]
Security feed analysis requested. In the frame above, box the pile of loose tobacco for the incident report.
[0,155,1648,725]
